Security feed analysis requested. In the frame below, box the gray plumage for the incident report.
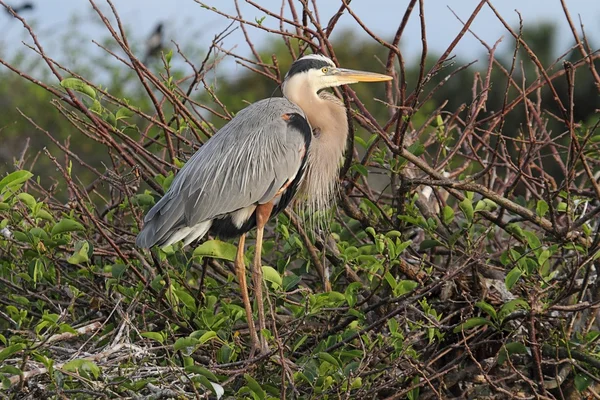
[136,98,309,248]
[136,54,391,252]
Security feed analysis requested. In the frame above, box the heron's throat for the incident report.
[284,84,349,213]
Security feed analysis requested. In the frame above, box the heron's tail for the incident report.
[136,195,211,249]
[135,194,184,248]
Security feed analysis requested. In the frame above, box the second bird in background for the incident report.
[143,22,164,64]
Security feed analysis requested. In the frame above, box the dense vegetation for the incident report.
[1,1,599,398]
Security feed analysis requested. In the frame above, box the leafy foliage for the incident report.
[1,1,600,399]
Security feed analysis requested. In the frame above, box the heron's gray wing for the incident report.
[137,98,310,248]
[182,98,309,223]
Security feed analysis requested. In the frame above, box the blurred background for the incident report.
[1,0,599,187]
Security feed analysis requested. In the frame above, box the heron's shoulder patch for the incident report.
[282,113,311,146]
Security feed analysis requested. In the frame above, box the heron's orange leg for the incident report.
[235,233,259,352]
[253,202,275,353]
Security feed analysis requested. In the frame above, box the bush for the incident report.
[1,2,599,398]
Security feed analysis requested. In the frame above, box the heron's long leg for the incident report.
[253,202,275,352]
[235,233,259,351]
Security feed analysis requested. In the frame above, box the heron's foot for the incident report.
[259,337,269,354]
[249,338,269,358]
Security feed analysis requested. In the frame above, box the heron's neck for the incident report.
[284,82,348,147]
[283,81,349,212]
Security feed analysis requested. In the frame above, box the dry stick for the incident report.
[388,0,417,142]
[446,6,522,180]
[401,149,557,234]
[2,2,165,194]
[529,293,547,396]
[235,0,276,80]
[279,2,296,60]
[8,342,148,387]
[99,0,174,164]
[438,39,502,174]
[284,210,330,291]
[93,0,207,144]
[17,110,103,178]
[8,15,162,194]
[486,2,566,116]
[195,0,319,48]
[486,2,600,201]
[559,0,600,91]
[324,1,350,37]
[43,150,149,286]
[172,22,236,118]
[297,0,335,57]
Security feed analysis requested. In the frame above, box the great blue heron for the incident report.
[136,54,391,353]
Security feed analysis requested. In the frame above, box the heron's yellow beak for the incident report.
[334,68,393,84]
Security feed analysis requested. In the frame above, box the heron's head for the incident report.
[282,54,392,97]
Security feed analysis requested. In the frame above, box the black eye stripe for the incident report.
[286,58,333,78]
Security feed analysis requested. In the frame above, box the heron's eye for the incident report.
[321,67,329,74]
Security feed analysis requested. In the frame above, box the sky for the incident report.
[1,0,599,74]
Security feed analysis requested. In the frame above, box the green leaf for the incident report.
[51,218,85,236]
[384,271,397,290]
[499,299,529,321]
[536,200,549,217]
[165,49,173,64]
[453,317,491,333]
[394,280,418,297]
[441,205,454,225]
[408,142,425,157]
[186,365,219,384]
[350,164,368,176]
[115,107,134,120]
[497,341,528,365]
[344,282,362,307]
[131,193,155,207]
[0,343,25,362]
[0,170,33,194]
[244,374,265,400]
[193,239,237,261]
[174,289,197,312]
[327,291,346,305]
[505,267,522,290]
[283,273,301,291]
[34,209,54,221]
[198,331,217,344]
[261,266,282,289]
[67,240,90,264]
[585,330,600,343]
[575,374,591,392]
[388,318,399,334]
[217,344,233,363]
[538,249,550,268]
[0,365,22,376]
[475,301,497,321]
[522,230,541,250]
[459,198,474,223]
[62,359,100,379]
[174,337,199,352]
[110,263,127,279]
[58,324,78,335]
[141,332,164,344]
[60,78,96,99]
[354,136,367,148]
[16,193,36,208]
[419,239,443,250]
[318,352,340,369]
